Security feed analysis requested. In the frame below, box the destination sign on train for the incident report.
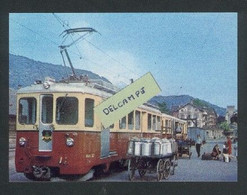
[94,72,161,128]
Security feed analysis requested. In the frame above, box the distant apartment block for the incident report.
[172,102,217,128]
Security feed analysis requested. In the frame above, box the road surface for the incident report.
[9,138,237,182]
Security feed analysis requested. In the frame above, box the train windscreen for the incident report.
[18,97,37,124]
[56,97,78,124]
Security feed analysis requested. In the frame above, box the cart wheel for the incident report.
[157,159,165,181]
[163,159,171,179]
[128,159,136,181]
[138,159,147,178]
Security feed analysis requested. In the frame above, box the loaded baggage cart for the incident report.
[127,137,178,181]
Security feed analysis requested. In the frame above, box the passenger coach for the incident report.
[15,77,187,180]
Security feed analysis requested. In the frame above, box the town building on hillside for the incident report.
[172,102,217,129]
[224,106,238,138]
[225,106,237,124]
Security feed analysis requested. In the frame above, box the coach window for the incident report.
[56,97,78,125]
[85,98,94,127]
[157,116,161,130]
[165,120,168,133]
[19,97,36,124]
[119,116,126,129]
[148,114,152,130]
[109,124,114,129]
[135,111,140,130]
[128,111,134,130]
[152,115,157,130]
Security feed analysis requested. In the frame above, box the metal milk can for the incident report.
[161,138,172,156]
[127,139,134,155]
[141,139,152,156]
[152,138,162,156]
[134,139,141,156]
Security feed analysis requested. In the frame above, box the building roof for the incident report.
[173,102,217,116]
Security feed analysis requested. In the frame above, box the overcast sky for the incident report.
[9,13,237,108]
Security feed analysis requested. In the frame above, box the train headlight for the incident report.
[43,81,50,89]
[19,137,27,146]
[66,137,74,147]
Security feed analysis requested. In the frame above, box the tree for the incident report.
[219,121,230,131]
[192,98,209,108]
[157,101,169,114]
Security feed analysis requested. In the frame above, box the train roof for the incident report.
[17,78,163,114]
[17,80,113,99]
[17,77,185,120]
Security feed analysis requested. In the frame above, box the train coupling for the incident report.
[32,166,51,180]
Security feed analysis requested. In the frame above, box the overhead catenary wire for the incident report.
[53,13,83,59]
[10,18,59,46]
[11,15,136,86]
[11,17,130,85]
[51,14,134,85]
[52,14,141,79]
[84,39,141,79]
[10,18,70,79]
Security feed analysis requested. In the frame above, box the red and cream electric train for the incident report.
[15,76,187,180]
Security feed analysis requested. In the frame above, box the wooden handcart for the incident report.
[177,140,192,159]
[127,153,178,181]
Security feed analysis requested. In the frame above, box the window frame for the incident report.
[84,98,95,127]
[41,95,53,124]
[119,116,127,130]
[135,110,141,130]
[128,111,134,130]
[152,115,157,131]
[147,113,152,130]
[56,96,79,125]
[18,97,37,125]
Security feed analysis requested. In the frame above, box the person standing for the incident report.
[196,135,203,157]
[227,136,232,161]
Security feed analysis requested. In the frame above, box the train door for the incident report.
[39,95,54,152]
[101,127,110,158]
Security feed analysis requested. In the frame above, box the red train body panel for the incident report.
[15,130,166,175]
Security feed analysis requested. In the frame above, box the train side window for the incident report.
[152,115,157,130]
[165,120,168,133]
[109,124,114,129]
[135,111,140,130]
[56,97,78,124]
[148,114,152,130]
[119,116,126,129]
[85,98,94,127]
[19,98,36,124]
[157,116,161,130]
[128,111,134,130]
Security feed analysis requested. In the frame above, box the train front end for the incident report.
[15,80,100,180]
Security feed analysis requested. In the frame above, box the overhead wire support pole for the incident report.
[59,46,77,78]
[60,49,69,78]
